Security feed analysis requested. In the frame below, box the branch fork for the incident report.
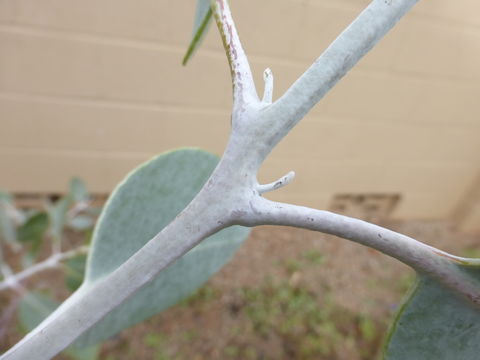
[257,171,295,195]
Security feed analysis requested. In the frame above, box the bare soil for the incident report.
[2,220,479,360]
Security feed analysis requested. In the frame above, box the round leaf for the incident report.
[182,0,213,65]
[384,266,480,359]
[75,148,250,347]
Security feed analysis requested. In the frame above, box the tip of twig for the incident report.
[263,68,272,81]
[258,170,295,195]
[262,68,274,104]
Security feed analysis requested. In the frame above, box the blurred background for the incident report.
[1,0,480,229]
[1,0,480,359]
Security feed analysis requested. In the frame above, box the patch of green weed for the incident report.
[143,333,165,348]
[238,279,382,359]
[302,250,325,265]
[180,285,217,309]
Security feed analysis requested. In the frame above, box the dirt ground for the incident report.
[2,219,480,360]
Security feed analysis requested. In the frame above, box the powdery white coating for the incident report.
[257,171,295,194]
[259,0,421,153]
[244,199,480,305]
[5,0,479,359]
[262,68,274,104]
[212,0,259,115]
[0,246,88,292]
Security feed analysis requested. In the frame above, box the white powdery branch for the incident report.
[0,246,89,292]
[244,199,480,305]
[262,0,420,149]
[212,0,259,113]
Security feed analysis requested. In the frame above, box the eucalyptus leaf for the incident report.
[70,178,89,203]
[17,212,48,243]
[0,193,17,244]
[85,206,103,217]
[21,252,35,269]
[64,254,87,292]
[18,292,59,332]
[18,292,99,360]
[182,0,213,65]
[68,215,94,232]
[47,195,72,242]
[384,266,480,359]
[17,212,49,257]
[74,149,250,347]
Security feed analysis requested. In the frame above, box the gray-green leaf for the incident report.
[64,254,87,292]
[74,148,250,347]
[18,292,99,360]
[70,177,89,203]
[384,266,480,359]
[0,192,17,244]
[182,0,213,65]
[17,212,49,257]
[47,195,72,242]
[68,215,94,232]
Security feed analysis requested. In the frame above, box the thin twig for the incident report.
[245,198,480,305]
[257,171,295,194]
[0,246,89,292]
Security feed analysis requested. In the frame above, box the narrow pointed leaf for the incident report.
[182,0,213,65]
[17,212,49,257]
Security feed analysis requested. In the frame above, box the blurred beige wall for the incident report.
[0,0,479,230]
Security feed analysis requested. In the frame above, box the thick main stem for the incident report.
[0,183,235,360]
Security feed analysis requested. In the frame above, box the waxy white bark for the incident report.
[0,246,89,292]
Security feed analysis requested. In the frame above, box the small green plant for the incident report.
[143,333,165,348]
[180,285,218,310]
[302,250,326,266]
[235,278,383,359]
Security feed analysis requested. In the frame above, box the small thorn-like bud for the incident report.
[257,171,295,195]
[262,68,274,104]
